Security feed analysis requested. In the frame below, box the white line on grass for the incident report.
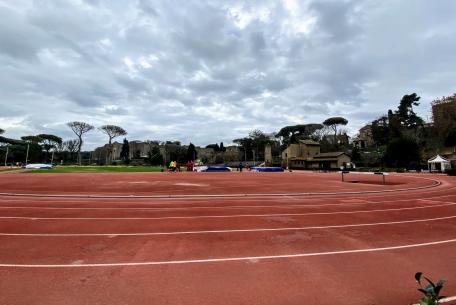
[1,214,456,236]
[1,237,456,268]
[1,201,454,221]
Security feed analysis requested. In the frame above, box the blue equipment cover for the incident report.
[204,166,232,172]
[251,167,284,172]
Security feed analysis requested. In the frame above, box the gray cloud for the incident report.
[1,0,456,149]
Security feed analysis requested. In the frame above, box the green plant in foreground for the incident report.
[415,272,447,305]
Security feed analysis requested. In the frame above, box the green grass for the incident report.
[29,165,164,173]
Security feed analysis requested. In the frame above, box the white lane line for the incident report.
[1,202,454,221]
[418,199,456,205]
[1,237,456,268]
[0,195,429,211]
[0,192,453,211]
[0,201,373,211]
[1,214,456,237]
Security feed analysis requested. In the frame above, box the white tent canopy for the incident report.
[428,154,451,172]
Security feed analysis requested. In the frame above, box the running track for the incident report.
[0,171,455,305]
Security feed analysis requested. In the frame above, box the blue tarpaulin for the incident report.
[251,167,284,172]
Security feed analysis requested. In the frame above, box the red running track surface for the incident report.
[0,171,455,305]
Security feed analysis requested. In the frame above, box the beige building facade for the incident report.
[282,139,351,170]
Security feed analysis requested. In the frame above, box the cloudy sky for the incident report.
[1,0,455,149]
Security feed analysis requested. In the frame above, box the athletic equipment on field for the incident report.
[25,163,54,169]
[251,167,284,172]
[194,166,232,172]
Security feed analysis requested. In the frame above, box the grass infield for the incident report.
[29,165,164,173]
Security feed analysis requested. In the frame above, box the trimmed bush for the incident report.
[446,168,456,176]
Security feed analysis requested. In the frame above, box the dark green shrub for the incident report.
[383,137,420,168]
[415,272,447,305]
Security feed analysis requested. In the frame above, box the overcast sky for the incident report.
[1,0,455,149]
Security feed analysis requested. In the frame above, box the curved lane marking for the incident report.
[0,201,374,211]
[0,195,453,212]
[0,201,454,221]
[0,178,441,199]
[1,214,456,236]
[1,238,456,268]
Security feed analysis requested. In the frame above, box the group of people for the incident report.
[168,161,253,172]
[168,160,195,172]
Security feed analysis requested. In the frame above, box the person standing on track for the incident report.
[239,162,244,172]
[169,160,175,172]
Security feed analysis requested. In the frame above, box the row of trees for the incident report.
[0,122,128,165]
[67,122,127,164]
[0,131,77,165]
[231,117,349,163]
[276,117,348,149]
[2,114,351,166]
[3,93,453,169]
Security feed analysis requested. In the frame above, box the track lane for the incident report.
[0,216,455,265]
[0,198,451,219]
[1,201,455,234]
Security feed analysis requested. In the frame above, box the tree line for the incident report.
[231,116,349,163]
[1,92,454,169]
[0,122,127,166]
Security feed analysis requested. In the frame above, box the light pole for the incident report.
[25,143,30,166]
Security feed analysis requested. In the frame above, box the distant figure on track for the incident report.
[186,160,194,171]
[169,160,176,172]
[239,162,244,172]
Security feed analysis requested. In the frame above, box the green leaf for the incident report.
[424,277,436,288]
[434,284,443,295]
[436,278,447,287]
[415,272,423,284]
[438,296,446,300]
[418,288,428,295]
[424,284,434,293]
